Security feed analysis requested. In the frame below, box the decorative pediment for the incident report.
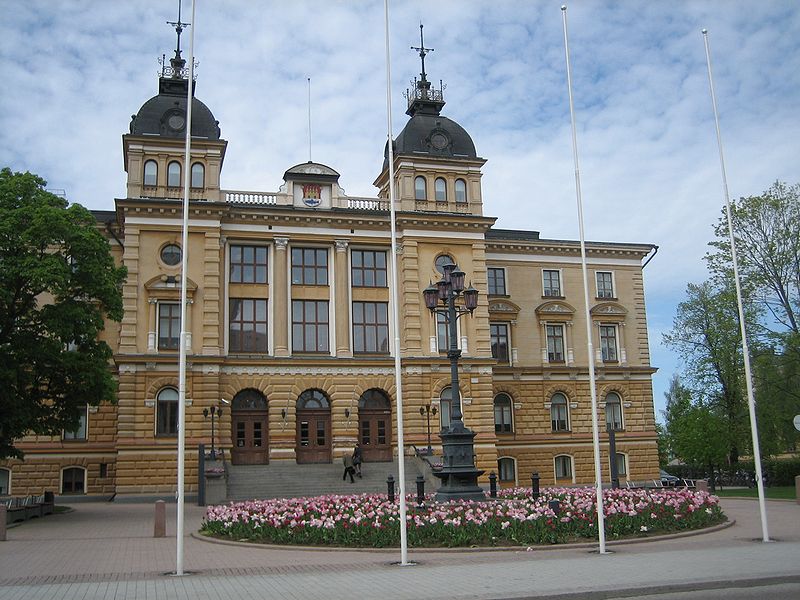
[535,300,576,318]
[488,299,520,315]
[590,302,628,317]
[144,275,198,299]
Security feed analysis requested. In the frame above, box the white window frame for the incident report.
[595,271,615,299]
[434,177,447,202]
[63,405,88,441]
[554,454,575,483]
[454,178,467,203]
[546,323,566,363]
[60,466,87,495]
[599,323,619,362]
[497,456,517,483]
[143,159,158,187]
[488,266,508,296]
[414,176,427,200]
[156,387,179,437]
[157,301,181,351]
[490,322,511,365]
[167,160,182,187]
[542,268,563,297]
[550,393,570,432]
[0,467,11,495]
[605,392,624,431]
[611,452,628,477]
[493,393,514,434]
[435,311,462,353]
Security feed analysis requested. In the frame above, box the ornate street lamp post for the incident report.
[419,404,438,456]
[423,261,485,501]
[202,405,223,460]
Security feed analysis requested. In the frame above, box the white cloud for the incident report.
[1,0,797,407]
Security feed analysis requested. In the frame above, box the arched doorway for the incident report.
[296,389,331,464]
[230,389,268,465]
[358,389,392,462]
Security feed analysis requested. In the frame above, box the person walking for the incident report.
[342,453,355,483]
[352,443,363,478]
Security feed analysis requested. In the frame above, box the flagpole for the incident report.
[701,28,769,543]
[176,0,196,577]
[560,5,607,554]
[384,0,410,566]
[307,77,312,162]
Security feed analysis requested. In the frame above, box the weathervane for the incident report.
[167,0,190,59]
[410,23,433,81]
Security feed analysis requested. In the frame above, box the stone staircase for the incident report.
[225,456,435,502]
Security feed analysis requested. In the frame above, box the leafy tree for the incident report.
[752,344,800,455]
[663,281,752,463]
[707,181,800,350]
[0,168,126,459]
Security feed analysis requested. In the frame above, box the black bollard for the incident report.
[531,472,540,500]
[548,499,561,515]
[489,472,498,498]
[387,475,396,503]
[416,475,425,506]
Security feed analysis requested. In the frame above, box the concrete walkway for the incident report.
[0,498,798,599]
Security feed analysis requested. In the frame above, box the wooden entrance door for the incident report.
[230,389,268,465]
[359,410,392,461]
[358,388,392,462]
[295,410,331,463]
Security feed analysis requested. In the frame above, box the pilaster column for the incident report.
[273,237,290,356]
[566,320,574,365]
[334,239,351,357]
[184,299,194,354]
[618,322,628,365]
[147,298,157,352]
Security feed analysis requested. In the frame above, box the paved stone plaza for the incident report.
[0,498,798,599]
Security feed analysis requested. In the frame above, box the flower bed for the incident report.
[201,487,725,548]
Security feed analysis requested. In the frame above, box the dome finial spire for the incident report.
[405,24,445,117]
[411,23,434,83]
[165,0,190,78]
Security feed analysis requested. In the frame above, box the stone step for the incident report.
[224,457,433,501]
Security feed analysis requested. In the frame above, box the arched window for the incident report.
[297,389,330,410]
[156,387,179,436]
[0,468,10,495]
[613,453,627,477]
[497,457,515,482]
[232,388,268,411]
[143,160,158,186]
[605,392,623,431]
[414,176,427,200]
[167,161,181,187]
[493,393,513,433]
[550,393,569,432]
[191,162,205,188]
[554,455,573,480]
[434,177,447,202]
[455,178,467,203]
[439,387,452,430]
[358,389,391,409]
[61,466,86,494]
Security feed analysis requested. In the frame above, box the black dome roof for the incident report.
[383,113,477,170]
[129,79,220,140]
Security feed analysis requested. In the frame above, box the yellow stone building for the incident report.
[1,34,659,499]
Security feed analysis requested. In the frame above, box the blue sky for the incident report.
[1,1,798,418]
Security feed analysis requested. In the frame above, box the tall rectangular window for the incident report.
[229,298,268,352]
[543,270,561,297]
[230,245,268,284]
[600,324,618,362]
[352,301,389,353]
[490,323,509,363]
[158,303,181,350]
[351,250,387,287]
[436,312,449,352]
[546,324,565,362]
[63,406,88,441]
[596,271,614,298]
[488,268,506,295]
[291,248,328,285]
[292,300,329,352]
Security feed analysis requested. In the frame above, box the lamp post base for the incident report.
[433,424,485,502]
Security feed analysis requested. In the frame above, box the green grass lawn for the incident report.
[714,486,796,500]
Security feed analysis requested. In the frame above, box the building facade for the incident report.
[1,33,659,499]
